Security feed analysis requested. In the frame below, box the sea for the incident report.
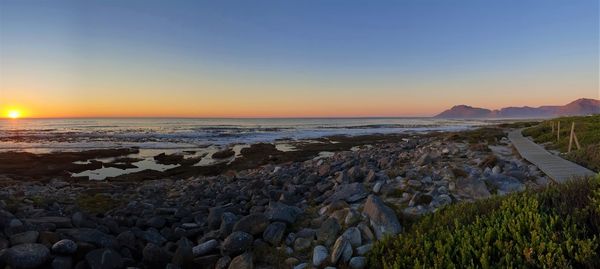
[0,118,498,179]
[0,118,492,153]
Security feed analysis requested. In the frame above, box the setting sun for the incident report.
[7,110,21,119]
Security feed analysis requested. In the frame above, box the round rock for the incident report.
[5,243,50,269]
[222,231,253,256]
[52,239,78,255]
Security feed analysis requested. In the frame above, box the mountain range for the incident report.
[435,98,600,119]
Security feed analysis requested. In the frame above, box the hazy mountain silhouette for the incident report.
[435,98,600,118]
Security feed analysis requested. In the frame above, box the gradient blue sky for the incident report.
[0,0,598,117]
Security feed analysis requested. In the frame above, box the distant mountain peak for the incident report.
[435,98,600,118]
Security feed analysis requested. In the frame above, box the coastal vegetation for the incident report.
[368,174,600,268]
[523,115,600,171]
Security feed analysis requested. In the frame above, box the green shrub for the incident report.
[368,175,600,269]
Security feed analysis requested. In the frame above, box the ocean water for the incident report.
[0,118,491,153]
[1,118,496,179]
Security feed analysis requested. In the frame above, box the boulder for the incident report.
[85,248,123,269]
[9,231,39,245]
[5,243,50,269]
[317,218,341,246]
[23,217,72,229]
[342,227,361,247]
[142,243,172,269]
[172,238,194,268]
[222,231,253,256]
[51,256,72,269]
[232,214,269,236]
[216,256,231,269]
[433,194,452,207]
[228,252,253,269]
[312,245,328,267]
[139,228,167,245]
[454,177,491,199]
[330,236,352,264]
[485,175,525,195]
[57,228,118,248]
[192,239,219,257]
[355,243,373,256]
[349,256,367,269]
[116,230,136,249]
[324,183,368,204]
[219,212,238,237]
[362,195,402,240]
[365,170,377,182]
[146,216,166,229]
[293,238,311,252]
[51,239,78,255]
[262,222,286,246]
[265,202,301,224]
[207,206,227,229]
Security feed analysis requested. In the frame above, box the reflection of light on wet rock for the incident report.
[314,151,335,160]
[275,144,297,152]
[72,158,179,180]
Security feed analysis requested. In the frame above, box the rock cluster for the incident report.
[0,132,546,268]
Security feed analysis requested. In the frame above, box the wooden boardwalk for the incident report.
[508,129,596,183]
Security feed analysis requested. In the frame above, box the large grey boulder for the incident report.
[324,183,368,204]
[5,243,50,269]
[349,256,367,269]
[362,195,402,240]
[193,239,219,257]
[265,202,302,224]
[219,212,238,237]
[454,177,491,199]
[262,222,286,246]
[85,248,123,269]
[172,237,194,267]
[51,256,72,269]
[228,252,253,269]
[24,216,72,229]
[342,227,362,247]
[222,231,253,256]
[57,228,118,248]
[312,245,328,267]
[485,174,525,195]
[9,231,39,245]
[232,214,269,236]
[51,239,78,255]
[317,218,341,246]
[142,243,171,268]
[330,236,352,264]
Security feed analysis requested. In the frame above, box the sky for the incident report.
[0,0,598,118]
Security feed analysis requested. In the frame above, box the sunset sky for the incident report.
[0,0,598,118]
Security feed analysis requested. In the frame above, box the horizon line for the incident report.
[1,115,438,120]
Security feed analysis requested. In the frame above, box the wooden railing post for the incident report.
[568,122,575,153]
[557,121,560,142]
[574,126,581,150]
[568,122,582,153]
[551,121,555,134]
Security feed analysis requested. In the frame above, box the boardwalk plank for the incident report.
[508,129,596,183]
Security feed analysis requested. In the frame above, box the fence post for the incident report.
[557,121,560,142]
[574,128,581,150]
[568,122,575,153]
[551,121,555,134]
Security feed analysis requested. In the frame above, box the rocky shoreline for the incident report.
[0,127,549,269]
